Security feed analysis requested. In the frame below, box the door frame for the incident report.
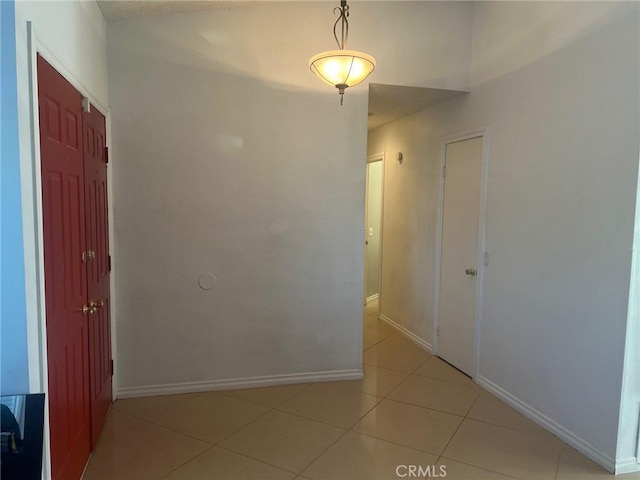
[433,128,489,380]
[365,152,385,310]
[20,22,117,479]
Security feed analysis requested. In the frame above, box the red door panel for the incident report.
[38,55,91,480]
[83,105,112,446]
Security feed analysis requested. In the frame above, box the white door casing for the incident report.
[437,135,485,376]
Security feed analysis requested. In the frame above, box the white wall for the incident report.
[366,160,383,299]
[368,1,639,470]
[107,2,473,394]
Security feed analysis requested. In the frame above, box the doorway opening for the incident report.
[364,153,385,315]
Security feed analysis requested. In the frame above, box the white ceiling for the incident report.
[97,0,257,21]
[368,84,467,130]
[98,2,468,129]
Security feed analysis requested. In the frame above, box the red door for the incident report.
[37,55,92,480]
[83,105,112,446]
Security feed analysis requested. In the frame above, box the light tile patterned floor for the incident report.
[83,301,639,480]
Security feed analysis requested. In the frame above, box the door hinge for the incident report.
[110,359,114,376]
[443,165,447,177]
[108,255,112,272]
[104,146,109,164]
[82,97,91,113]
[436,325,440,336]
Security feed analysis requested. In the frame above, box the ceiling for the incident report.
[98,2,467,129]
[368,84,467,130]
[97,1,255,21]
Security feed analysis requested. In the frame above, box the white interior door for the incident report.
[438,136,483,376]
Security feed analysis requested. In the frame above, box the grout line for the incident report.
[433,416,466,467]
[295,425,351,477]
[94,406,144,445]
[461,416,564,442]
[158,444,216,480]
[380,390,472,418]
[215,382,315,409]
[554,443,563,480]
[112,390,204,422]
[437,455,524,480]
[269,406,357,431]
[213,406,276,445]
[215,444,303,476]
[429,391,484,464]
[347,429,442,457]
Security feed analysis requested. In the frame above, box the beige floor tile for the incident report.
[113,393,200,421]
[364,299,379,314]
[557,446,640,479]
[363,317,396,335]
[363,335,431,373]
[150,392,268,444]
[364,327,393,346]
[388,375,480,416]
[352,399,463,455]
[219,383,312,408]
[97,408,143,445]
[435,458,518,479]
[164,446,296,480]
[303,431,439,480]
[83,421,210,480]
[276,382,381,428]
[219,410,344,473]
[443,418,561,480]
[363,341,377,351]
[414,357,475,386]
[467,393,559,440]
[333,364,409,397]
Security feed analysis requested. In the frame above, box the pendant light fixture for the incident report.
[309,0,376,105]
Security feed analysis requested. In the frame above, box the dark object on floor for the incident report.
[1,393,45,480]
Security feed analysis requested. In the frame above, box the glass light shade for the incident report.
[309,50,376,90]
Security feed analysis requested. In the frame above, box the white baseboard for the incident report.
[616,458,640,475]
[379,314,432,353]
[117,369,363,399]
[477,376,616,474]
[366,293,379,303]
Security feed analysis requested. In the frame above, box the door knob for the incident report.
[82,303,97,315]
[465,268,477,277]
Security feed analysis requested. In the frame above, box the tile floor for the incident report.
[83,301,639,480]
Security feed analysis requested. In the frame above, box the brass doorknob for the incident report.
[465,268,477,277]
[82,303,97,315]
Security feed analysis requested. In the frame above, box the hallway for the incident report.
[81,301,635,480]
